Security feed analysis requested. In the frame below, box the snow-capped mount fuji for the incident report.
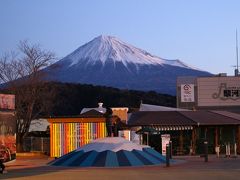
[46,35,211,95]
[58,35,195,70]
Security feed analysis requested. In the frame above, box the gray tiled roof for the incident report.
[180,111,240,125]
[128,111,196,126]
[128,111,240,126]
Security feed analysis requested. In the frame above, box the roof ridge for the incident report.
[209,110,240,122]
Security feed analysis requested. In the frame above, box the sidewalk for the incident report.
[4,156,53,170]
[172,155,240,170]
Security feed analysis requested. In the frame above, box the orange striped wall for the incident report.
[50,122,107,157]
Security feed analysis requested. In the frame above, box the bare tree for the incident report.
[0,52,21,86]
[0,40,56,152]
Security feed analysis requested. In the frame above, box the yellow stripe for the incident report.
[101,123,104,137]
[70,123,72,151]
[85,123,88,144]
[50,124,53,157]
[58,123,60,157]
[55,124,57,156]
[69,123,71,152]
[72,123,75,150]
[87,123,89,144]
[54,124,56,157]
[55,123,57,157]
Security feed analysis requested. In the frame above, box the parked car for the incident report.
[0,145,11,162]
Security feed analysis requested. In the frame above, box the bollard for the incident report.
[166,144,170,167]
[234,143,237,158]
[215,145,220,158]
[169,141,172,159]
[225,143,230,157]
[228,143,231,157]
[204,141,208,162]
[225,143,228,157]
[229,144,230,157]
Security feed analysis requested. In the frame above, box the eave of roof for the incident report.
[128,111,196,126]
[180,111,240,125]
[128,111,240,126]
[47,117,106,123]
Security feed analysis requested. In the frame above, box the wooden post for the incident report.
[166,144,170,167]
[204,141,208,162]
[191,128,197,155]
[179,130,184,154]
[147,132,149,146]
[237,125,240,154]
[204,127,208,140]
[214,127,220,157]
[215,127,219,147]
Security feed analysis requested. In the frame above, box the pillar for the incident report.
[179,130,184,154]
[215,127,219,147]
[237,125,240,154]
[191,128,197,155]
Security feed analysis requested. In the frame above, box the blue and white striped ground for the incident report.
[50,137,167,167]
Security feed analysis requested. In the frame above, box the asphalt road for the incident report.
[1,155,240,180]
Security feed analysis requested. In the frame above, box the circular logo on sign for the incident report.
[183,84,191,90]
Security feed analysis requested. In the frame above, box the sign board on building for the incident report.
[0,94,15,110]
[181,84,195,102]
[161,134,170,156]
[197,77,240,106]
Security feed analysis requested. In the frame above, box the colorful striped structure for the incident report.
[48,111,107,157]
[50,137,167,167]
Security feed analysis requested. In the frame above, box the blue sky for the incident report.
[1,0,240,75]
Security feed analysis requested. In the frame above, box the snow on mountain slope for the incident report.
[62,35,195,70]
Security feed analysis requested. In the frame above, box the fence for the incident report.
[23,137,50,154]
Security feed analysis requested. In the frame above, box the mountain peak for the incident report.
[47,35,211,95]
[63,35,194,69]
[96,34,115,41]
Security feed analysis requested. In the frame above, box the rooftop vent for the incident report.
[98,102,103,108]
